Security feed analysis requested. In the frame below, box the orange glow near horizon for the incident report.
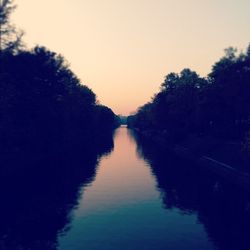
[12,0,250,115]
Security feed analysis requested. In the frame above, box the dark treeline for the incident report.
[0,47,119,155]
[0,2,117,248]
[128,45,250,171]
[0,0,119,165]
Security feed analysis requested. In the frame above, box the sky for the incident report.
[12,0,250,115]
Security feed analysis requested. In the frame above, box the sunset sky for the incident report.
[13,0,250,115]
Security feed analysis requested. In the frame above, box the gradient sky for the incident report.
[12,0,250,115]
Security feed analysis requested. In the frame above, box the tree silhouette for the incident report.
[129,44,250,165]
[0,1,119,163]
[0,0,23,52]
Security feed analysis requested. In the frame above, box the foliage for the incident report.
[129,44,250,147]
[0,1,118,157]
[0,46,119,155]
[0,0,23,52]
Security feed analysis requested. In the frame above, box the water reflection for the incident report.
[134,131,250,250]
[0,134,114,250]
[2,127,249,250]
[58,127,215,250]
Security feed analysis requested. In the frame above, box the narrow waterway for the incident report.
[58,127,217,250]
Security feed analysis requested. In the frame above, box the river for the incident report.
[57,126,250,250]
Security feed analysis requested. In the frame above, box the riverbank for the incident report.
[131,128,250,191]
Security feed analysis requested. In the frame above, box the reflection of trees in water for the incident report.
[133,132,250,250]
[0,135,114,250]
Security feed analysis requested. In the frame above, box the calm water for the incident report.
[2,126,248,249]
[57,127,222,250]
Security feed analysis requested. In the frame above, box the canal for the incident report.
[57,126,250,250]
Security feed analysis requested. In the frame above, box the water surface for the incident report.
[58,127,218,250]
